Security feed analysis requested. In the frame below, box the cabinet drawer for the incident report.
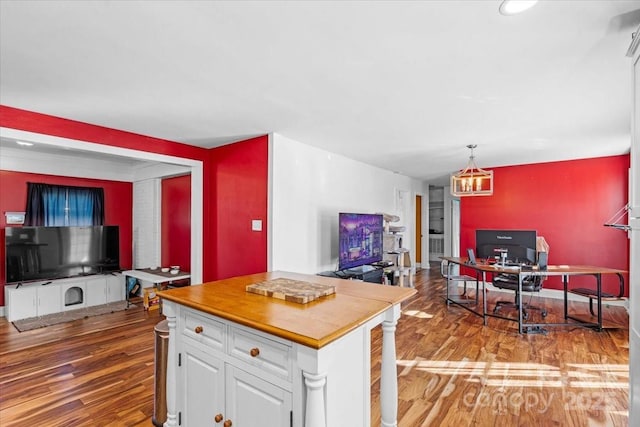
[229,326,291,380]
[181,309,225,352]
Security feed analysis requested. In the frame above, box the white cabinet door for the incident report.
[85,277,107,307]
[182,343,225,426]
[225,365,292,427]
[37,284,62,316]
[6,286,37,322]
[106,274,125,303]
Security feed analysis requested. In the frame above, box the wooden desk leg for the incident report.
[596,273,603,331]
[482,271,488,326]
[518,273,524,333]
[563,275,569,320]
[381,306,400,427]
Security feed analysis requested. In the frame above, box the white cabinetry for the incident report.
[160,272,415,427]
[226,364,292,426]
[178,307,292,427]
[86,277,108,307]
[5,286,37,321]
[5,284,62,321]
[182,342,225,426]
[37,284,63,316]
[85,274,124,307]
[5,282,63,321]
[106,274,125,303]
[4,274,125,322]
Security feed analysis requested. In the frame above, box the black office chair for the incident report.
[492,252,548,320]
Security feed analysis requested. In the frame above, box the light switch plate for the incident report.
[251,219,263,231]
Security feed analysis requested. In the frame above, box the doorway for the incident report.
[415,194,423,268]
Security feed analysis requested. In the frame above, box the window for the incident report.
[24,183,105,226]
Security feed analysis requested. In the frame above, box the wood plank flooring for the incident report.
[0,265,629,426]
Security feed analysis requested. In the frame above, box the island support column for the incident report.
[303,371,328,427]
[380,304,401,427]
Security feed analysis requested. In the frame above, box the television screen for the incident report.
[5,225,120,284]
[338,213,383,271]
[476,229,537,264]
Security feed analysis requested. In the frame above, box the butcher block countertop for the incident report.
[157,271,416,349]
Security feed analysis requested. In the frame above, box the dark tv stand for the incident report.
[318,265,384,284]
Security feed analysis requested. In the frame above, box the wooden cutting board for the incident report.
[246,277,336,304]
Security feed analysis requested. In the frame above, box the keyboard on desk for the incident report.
[504,262,526,267]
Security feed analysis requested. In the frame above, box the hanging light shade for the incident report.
[450,145,493,197]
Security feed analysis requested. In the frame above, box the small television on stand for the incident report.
[338,213,383,274]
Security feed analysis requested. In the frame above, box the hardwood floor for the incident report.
[0,266,629,426]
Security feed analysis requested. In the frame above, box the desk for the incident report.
[122,269,190,307]
[158,271,416,427]
[441,257,626,333]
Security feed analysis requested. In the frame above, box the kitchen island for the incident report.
[158,271,416,427]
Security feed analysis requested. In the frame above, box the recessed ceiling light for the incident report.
[16,140,34,146]
[499,0,538,16]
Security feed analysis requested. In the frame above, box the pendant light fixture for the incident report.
[450,145,493,197]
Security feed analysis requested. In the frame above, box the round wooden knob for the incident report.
[250,347,260,357]
[214,414,223,422]
[194,325,203,334]
[223,420,232,427]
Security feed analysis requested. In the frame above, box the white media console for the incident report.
[4,273,125,322]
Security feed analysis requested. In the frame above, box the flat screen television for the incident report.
[476,229,537,264]
[338,213,383,271]
[5,225,120,284]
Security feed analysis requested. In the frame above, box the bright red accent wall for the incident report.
[210,136,269,279]
[0,170,133,305]
[0,105,268,290]
[161,175,191,271]
[460,155,630,296]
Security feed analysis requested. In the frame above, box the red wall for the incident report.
[161,175,191,271]
[460,155,630,296]
[0,170,133,305]
[0,106,208,161]
[210,136,269,279]
[0,105,269,292]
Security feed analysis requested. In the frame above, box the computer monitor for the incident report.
[475,229,537,264]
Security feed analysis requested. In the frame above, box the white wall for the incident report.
[270,133,426,274]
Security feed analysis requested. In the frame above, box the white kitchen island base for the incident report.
[158,271,415,427]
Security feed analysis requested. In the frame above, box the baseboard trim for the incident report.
[0,306,5,318]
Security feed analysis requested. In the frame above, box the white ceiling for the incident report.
[1,0,639,183]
